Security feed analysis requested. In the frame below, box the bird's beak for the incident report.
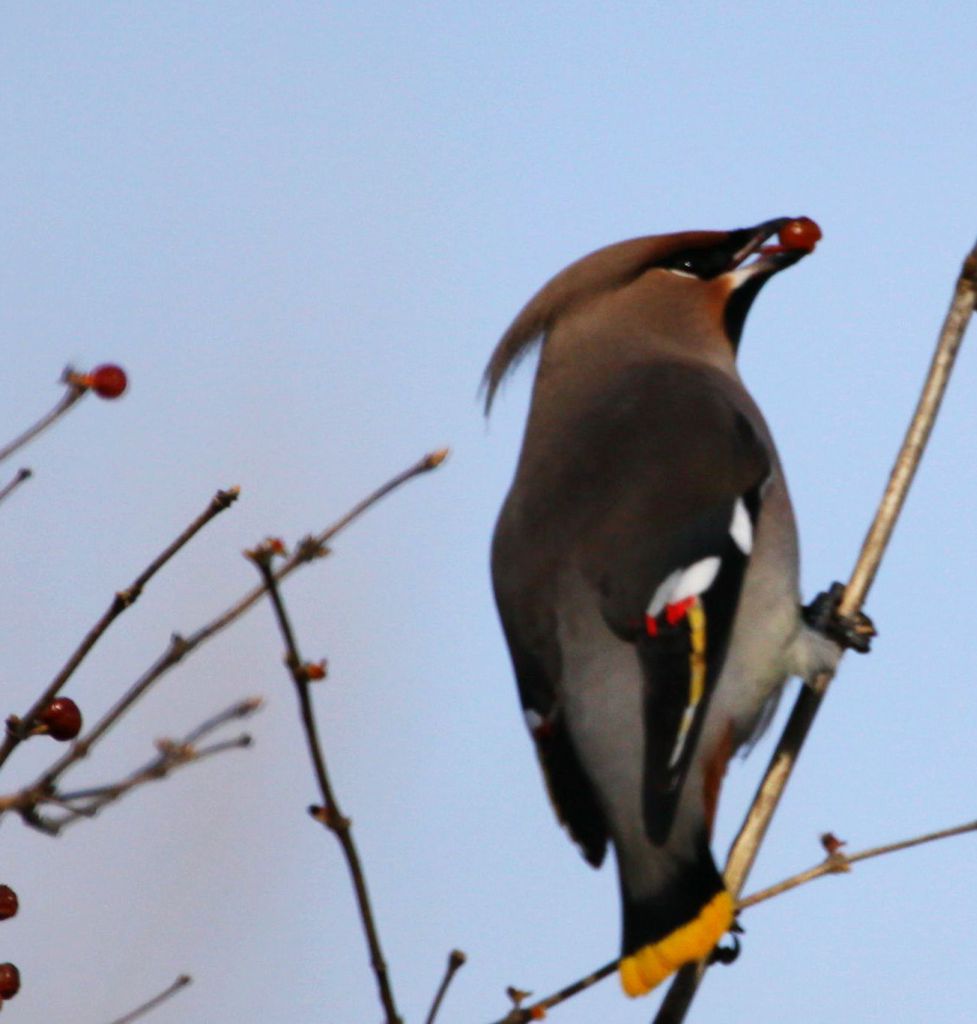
[726,217,819,282]
[720,217,820,347]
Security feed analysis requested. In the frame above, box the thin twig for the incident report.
[652,237,977,1024]
[0,374,86,465]
[0,486,240,774]
[182,447,449,654]
[0,467,32,506]
[0,698,261,828]
[181,694,264,744]
[249,542,403,1024]
[738,819,977,910]
[2,449,447,816]
[426,949,468,1024]
[43,701,258,831]
[106,974,192,1024]
[47,736,253,830]
[490,961,619,1024]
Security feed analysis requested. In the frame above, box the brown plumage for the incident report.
[487,219,842,996]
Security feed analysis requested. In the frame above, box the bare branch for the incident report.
[180,694,264,744]
[426,949,467,1024]
[0,466,32,507]
[489,961,618,1024]
[106,974,192,1024]
[45,701,259,831]
[1,447,445,814]
[739,819,977,911]
[183,447,450,653]
[46,735,252,830]
[0,698,261,830]
[249,542,402,1024]
[0,372,86,466]
[0,486,241,774]
[653,239,977,1023]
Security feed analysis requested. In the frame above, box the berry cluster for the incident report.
[0,361,125,1013]
[0,698,83,1008]
[0,885,20,1008]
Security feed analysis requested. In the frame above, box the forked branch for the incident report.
[0,698,261,833]
[1,451,447,825]
[0,486,241,776]
[738,818,977,911]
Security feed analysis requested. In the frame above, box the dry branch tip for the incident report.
[244,537,288,565]
[0,467,33,505]
[214,485,241,509]
[106,973,192,1024]
[424,447,451,470]
[449,948,468,968]
[820,831,847,856]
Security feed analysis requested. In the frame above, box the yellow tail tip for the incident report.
[618,890,734,997]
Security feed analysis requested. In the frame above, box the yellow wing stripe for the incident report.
[687,598,707,705]
[666,597,709,770]
[618,889,734,997]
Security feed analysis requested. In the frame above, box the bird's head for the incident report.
[483,217,821,411]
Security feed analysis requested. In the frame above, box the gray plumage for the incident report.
[487,219,840,994]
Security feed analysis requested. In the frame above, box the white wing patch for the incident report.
[644,500,756,779]
[646,568,684,618]
[729,498,753,554]
[646,557,721,618]
[672,556,721,603]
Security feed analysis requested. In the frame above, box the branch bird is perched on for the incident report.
[486,218,871,996]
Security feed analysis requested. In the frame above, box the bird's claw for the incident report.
[708,933,741,966]
[803,582,876,653]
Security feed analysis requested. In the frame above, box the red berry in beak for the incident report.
[778,217,822,253]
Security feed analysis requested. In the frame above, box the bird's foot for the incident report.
[803,582,876,653]
[708,919,743,966]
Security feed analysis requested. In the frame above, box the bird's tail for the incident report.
[618,852,733,997]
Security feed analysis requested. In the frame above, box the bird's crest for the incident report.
[482,233,720,411]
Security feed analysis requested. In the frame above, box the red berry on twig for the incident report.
[0,963,19,999]
[37,697,83,741]
[0,886,17,920]
[89,364,128,399]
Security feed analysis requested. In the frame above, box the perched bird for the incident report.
[486,218,860,996]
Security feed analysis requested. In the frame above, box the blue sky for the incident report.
[2,4,976,1022]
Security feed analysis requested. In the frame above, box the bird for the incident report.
[485,217,866,997]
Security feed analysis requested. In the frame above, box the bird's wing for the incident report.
[491,532,611,867]
[578,364,771,844]
[492,362,771,858]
